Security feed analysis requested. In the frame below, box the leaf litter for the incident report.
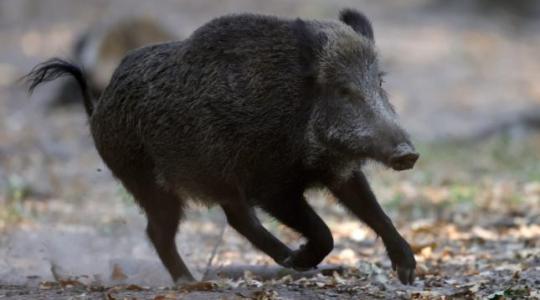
[2,0,540,299]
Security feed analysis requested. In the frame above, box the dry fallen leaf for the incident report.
[411,242,437,254]
[39,281,57,290]
[110,264,128,281]
[125,284,147,291]
[105,292,118,300]
[58,279,84,288]
[153,293,178,300]
[177,281,217,292]
[251,289,280,300]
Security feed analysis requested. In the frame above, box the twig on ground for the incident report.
[201,220,226,280]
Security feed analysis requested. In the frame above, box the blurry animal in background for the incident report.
[50,16,177,107]
[25,9,419,285]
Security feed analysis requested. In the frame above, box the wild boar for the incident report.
[25,9,419,284]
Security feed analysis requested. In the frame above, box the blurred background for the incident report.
[0,0,539,297]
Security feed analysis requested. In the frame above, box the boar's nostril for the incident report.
[389,144,419,171]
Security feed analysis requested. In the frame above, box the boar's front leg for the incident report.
[261,193,334,271]
[327,171,416,285]
[221,202,292,266]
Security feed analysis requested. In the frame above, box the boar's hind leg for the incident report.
[261,195,333,271]
[221,202,292,267]
[327,171,416,285]
[122,177,195,283]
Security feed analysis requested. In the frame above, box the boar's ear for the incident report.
[339,8,374,41]
[292,18,327,81]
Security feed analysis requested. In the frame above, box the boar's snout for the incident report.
[388,143,419,171]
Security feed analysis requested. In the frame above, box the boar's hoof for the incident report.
[393,264,415,285]
[280,245,320,272]
[389,240,416,285]
[174,274,197,286]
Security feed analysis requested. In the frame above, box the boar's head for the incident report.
[302,9,418,171]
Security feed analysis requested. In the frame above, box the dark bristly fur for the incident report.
[25,9,419,285]
[24,58,94,115]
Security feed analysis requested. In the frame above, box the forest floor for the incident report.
[1,0,540,299]
[1,136,539,299]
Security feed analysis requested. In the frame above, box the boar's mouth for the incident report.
[312,127,419,170]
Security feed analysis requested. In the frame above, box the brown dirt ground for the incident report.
[1,0,540,299]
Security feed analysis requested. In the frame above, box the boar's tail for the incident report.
[24,58,94,116]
